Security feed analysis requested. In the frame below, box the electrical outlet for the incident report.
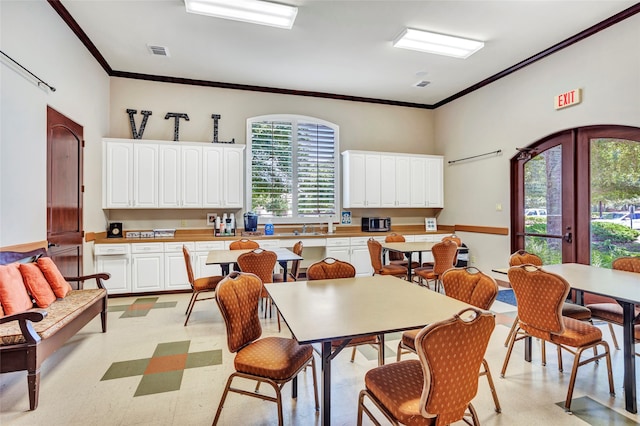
[470,255,477,264]
[180,219,187,227]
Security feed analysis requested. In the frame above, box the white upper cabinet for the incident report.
[342,150,443,209]
[103,139,245,209]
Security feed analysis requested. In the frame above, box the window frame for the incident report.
[245,114,340,225]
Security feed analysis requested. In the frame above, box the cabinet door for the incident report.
[182,145,203,208]
[133,143,158,208]
[426,157,444,207]
[395,156,412,207]
[343,152,366,208]
[364,154,381,207]
[325,246,350,263]
[131,253,164,292]
[165,252,191,291]
[96,255,131,294]
[202,146,223,208]
[103,141,133,208]
[380,154,397,208]
[410,157,428,207]
[350,245,374,276]
[224,147,244,208]
[158,144,181,208]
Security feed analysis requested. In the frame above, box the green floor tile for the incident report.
[556,396,638,425]
[153,340,191,357]
[101,359,150,380]
[135,370,184,396]
[186,350,223,369]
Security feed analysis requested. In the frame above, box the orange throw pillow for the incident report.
[19,263,56,308]
[0,263,34,315]
[37,257,72,298]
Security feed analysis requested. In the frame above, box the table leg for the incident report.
[405,251,412,282]
[321,341,332,426]
[279,261,288,281]
[221,263,230,275]
[621,301,637,413]
[524,336,532,363]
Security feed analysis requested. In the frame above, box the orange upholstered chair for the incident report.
[384,233,419,269]
[237,249,280,331]
[182,245,223,326]
[586,256,640,352]
[307,257,384,366]
[504,250,591,348]
[367,238,407,279]
[397,267,502,412]
[501,265,614,412]
[212,272,319,425]
[413,240,457,291]
[273,241,303,282]
[357,308,495,426]
[229,238,260,250]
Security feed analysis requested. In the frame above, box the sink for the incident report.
[275,232,325,237]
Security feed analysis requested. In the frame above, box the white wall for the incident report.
[434,14,640,275]
[0,1,110,271]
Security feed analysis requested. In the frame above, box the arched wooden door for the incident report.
[47,106,84,279]
[511,125,640,266]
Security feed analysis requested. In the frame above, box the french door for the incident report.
[511,125,640,266]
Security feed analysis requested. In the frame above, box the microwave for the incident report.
[362,217,391,232]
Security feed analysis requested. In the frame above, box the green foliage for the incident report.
[591,138,640,207]
[591,222,640,243]
[524,217,547,234]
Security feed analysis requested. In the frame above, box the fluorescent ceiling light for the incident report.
[393,28,484,59]
[184,0,297,29]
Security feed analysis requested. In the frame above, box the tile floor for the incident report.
[1,288,639,425]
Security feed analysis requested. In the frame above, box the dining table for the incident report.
[205,246,302,278]
[266,274,473,425]
[380,241,436,281]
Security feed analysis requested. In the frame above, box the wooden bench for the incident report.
[0,248,109,410]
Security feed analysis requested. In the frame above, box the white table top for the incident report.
[205,247,302,264]
[266,275,473,344]
[544,263,640,305]
[380,241,436,252]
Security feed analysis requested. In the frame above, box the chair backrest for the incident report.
[385,233,406,261]
[229,239,260,250]
[290,241,303,279]
[431,240,458,276]
[367,238,383,272]
[415,308,495,424]
[441,235,462,247]
[441,267,498,310]
[215,272,263,353]
[306,257,356,280]
[182,245,195,287]
[507,265,568,336]
[508,250,543,266]
[612,256,640,273]
[237,249,277,284]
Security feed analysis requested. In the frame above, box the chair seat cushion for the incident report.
[561,302,592,321]
[414,268,436,280]
[587,303,640,325]
[390,260,420,269]
[272,273,295,282]
[235,336,312,380]
[401,328,420,351]
[364,359,434,425]
[332,335,378,348]
[548,317,602,347]
[380,264,408,275]
[193,275,222,292]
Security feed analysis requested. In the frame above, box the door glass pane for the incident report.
[523,145,563,264]
[590,138,640,268]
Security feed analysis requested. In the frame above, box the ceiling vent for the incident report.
[147,45,170,57]
[413,80,431,88]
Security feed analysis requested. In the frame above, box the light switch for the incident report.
[496,203,503,211]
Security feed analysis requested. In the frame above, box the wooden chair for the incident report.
[366,238,407,279]
[501,265,614,412]
[237,248,280,331]
[412,240,457,291]
[586,256,640,353]
[182,245,223,326]
[307,257,384,366]
[229,239,260,272]
[212,272,319,425]
[397,267,502,413]
[384,233,418,269]
[504,250,592,348]
[357,308,495,426]
[273,241,303,282]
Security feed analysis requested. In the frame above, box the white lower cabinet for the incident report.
[324,236,384,276]
[165,242,193,291]
[95,244,131,294]
[131,243,164,292]
[195,241,225,277]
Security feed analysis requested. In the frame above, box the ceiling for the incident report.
[58,0,639,108]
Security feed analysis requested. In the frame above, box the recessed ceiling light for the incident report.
[393,28,484,59]
[184,0,298,29]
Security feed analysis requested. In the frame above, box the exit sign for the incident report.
[554,88,582,110]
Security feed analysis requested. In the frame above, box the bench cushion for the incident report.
[0,289,106,345]
[0,263,33,315]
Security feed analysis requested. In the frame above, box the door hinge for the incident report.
[82,140,85,148]
[81,185,85,193]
